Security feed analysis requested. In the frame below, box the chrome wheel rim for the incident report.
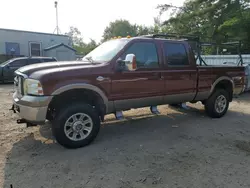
[64,113,93,141]
[215,95,227,113]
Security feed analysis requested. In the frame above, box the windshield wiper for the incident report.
[83,56,102,64]
[85,56,94,63]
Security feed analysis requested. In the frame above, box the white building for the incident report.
[0,28,76,62]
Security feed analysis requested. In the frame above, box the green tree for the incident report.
[102,19,138,41]
[102,18,169,41]
[65,26,98,55]
[65,26,84,46]
[157,0,250,53]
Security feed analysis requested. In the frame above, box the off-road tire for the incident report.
[205,89,229,118]
[52,103,100,149]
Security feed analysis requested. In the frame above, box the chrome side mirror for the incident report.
[124,54,137,71]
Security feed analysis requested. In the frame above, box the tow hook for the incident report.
[9,104,16,113]
[26,122,38,127]
[17,119,26,124]
[17,119,37,127]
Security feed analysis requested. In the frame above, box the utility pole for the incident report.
[53,1,61,34]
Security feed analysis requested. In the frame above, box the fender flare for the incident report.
[51,83,109,108]
[210,76,234,94]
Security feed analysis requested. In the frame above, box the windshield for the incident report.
[82,39,129,63]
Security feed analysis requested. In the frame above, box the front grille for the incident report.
[14,74,24,95]
[20,76,24,95]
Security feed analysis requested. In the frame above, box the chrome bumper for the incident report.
[13,92,52,124]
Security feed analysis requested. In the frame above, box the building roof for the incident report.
[44,43,76,52]
[0,28,69,37]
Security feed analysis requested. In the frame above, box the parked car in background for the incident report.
[0,56,57,83]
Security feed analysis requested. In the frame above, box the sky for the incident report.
[0,0,185,43]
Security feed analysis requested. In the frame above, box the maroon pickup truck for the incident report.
[12,34,245,148]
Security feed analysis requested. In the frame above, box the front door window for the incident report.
[121,42,159,69]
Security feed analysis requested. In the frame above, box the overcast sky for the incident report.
[1,0,184,42]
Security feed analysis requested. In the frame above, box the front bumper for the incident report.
[13,92,52,124]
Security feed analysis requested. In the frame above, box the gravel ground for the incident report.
[0,84,250,188]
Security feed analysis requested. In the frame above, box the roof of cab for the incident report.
[112,35,193,42]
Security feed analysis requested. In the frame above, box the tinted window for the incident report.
[28,59,42,64]
[121,42,159,68]
[10,59,27,67]
[43,58,57,62]
[164,43,189,66]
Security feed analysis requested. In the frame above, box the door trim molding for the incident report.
[113,92,196,112]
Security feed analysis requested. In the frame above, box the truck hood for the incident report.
[16,61,101,76]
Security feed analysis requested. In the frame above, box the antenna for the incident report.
[53,1,61,34]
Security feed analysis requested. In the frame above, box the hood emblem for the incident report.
[96,76,104,81]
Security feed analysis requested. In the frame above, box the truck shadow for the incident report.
[34,100,248,143]
[37,105,206,142]
[234,92,250,103]
[3,105,250,188]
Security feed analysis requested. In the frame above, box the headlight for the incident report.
[24,79,44,96]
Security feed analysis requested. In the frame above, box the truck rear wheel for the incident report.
[52,103,100,149]
[205,89,229,118]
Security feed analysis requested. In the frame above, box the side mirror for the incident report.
[124,54,137,71]
[116,54,137,72]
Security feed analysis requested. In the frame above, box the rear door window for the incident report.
[163,42,189,66]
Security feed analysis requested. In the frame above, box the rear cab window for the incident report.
[28,58,42,64]
[120,41,160,69]
[163,42,189,67]
[42,58,57,62]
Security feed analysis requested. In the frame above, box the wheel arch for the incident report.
[210,76,234,102]
[47,84,109,121]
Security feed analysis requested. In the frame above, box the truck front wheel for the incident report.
[52,103,100,149]
[205,89,229,118]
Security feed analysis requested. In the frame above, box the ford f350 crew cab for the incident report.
[11,34,245,148]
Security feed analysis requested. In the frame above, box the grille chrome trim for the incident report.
[14,70,28,79]
[14,71,27,96]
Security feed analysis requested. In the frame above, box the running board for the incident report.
[114,105,160,120]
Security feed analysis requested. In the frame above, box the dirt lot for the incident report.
[0,84,250,188]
